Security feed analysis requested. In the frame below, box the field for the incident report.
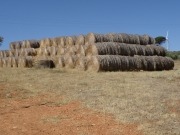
[0,60,180,135]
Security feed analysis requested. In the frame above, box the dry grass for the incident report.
[0,61,180,135]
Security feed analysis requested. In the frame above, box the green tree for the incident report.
[0,36,3,46]
[155,36,166,44]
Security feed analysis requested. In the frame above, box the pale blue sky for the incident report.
[0,0,179,50]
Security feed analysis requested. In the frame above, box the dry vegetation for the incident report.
[0,60,180,135]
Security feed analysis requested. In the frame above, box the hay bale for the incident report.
[64,55,77,69]
[75,57,88,71]
[2,58,8,68]
[87,55,123,72]
[55,37,65,47]
[11,57,18,68]
[9,41,22,50]
[6,57,13,68]
[144,56,155,71]
[8,50,14,57]
[14,49,20,57]
[21,40,40,48]
[0,58,3,67]
[65,46,77,56]
[65,36,76,47]
[33,59,55,69]
[75,35,85,45]
[40,38,52,48]
[145,45,154,56]
[139,35,150,45]
[56,56,65,68]
[76,45,87,57]
[18,57,33,68]
[134,56,144,71]
[57,46,65,55]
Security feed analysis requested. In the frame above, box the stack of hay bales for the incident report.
[0,32,174,71]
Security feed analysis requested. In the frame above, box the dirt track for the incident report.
[0,83,142,135]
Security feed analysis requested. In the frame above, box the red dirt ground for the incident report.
[0,83,142,135]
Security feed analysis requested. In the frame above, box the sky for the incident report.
[0,0,180,51]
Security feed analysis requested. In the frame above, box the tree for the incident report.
[0,36,3,46]
[155,36,166,44]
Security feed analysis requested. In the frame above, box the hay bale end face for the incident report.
[33,59,55,69]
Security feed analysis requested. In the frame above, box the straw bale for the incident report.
[2,58,8,68]
[75,57,88,71]
[65,46,77,56]
[0,58,3,67]
[55,37,65,47]
[57,46,66,55]
[11,57,18,68]
[40,38,52,48]
[75,35,85,45]
[64,55,77,69]
[18,57,33,68]
[139,35,150,45]
[33,59,55,69]
[9,41,22,50]
[65,36,76,47]
[56,56,65,68]
[21,40,39,48]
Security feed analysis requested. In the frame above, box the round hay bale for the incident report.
[49,46,57,56]
[65,46,77,56]
[120,33,130,44]
[56,56,65,68]
[33,59,55,69]
[0,58,3,67]
[133,56,143,71]
[12,57,18,68]
[18,57,33,68]
[76,45,86,57]
[75,57,87,71]
[128,56,136,71]
[56,37,65,47]
[144,56,155,71]
[2,58,8,68]
[25,48,37,56]
[14,49,20,57]
[8,50,14,57]
[36,48,44,56]
[64,55,78,69]
[135,45,146,55]
[7,57,13,68]
[85,33,96,45]
[0,51,3,57]
[149,36,155,44]
[111,33,123,43]
[161,57,174,70]
[57,46,66,55]
[65,36,76,47]
[51,38,58,46]
[145,45,154,56]
[75,35,85,45]
[40,38,52,48]
[139,35,150,45]
[9,41,22,50]
[19,49,26,56]
[87,55,125,72]
[153,56,163,71]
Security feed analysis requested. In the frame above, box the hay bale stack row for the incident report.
[9,40,40,50]
[85,42,166,56]
[87,55,174,72]
[0,32,174,71]
[0,56,33,68]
